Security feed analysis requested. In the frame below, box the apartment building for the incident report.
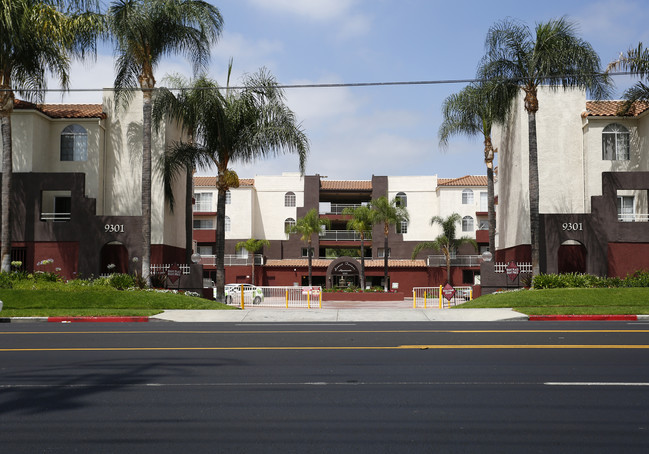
[1,93,188,279]
[193,173,489,293]
[492,86,649,276]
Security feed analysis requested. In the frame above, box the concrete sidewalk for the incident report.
[152,307,529,323]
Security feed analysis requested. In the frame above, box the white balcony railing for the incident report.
[426,255,482,267]
[319,229,372,241]
[40,212,71,222]
[319,203,369,215]
[193,202,213,212]
[199,254,264,267]
[618,213,649,222]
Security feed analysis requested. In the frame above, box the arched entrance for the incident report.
[558,240,587,274]
[100,241,129,274]
[326,257,361,289]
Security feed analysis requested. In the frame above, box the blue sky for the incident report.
[46,0,649,180]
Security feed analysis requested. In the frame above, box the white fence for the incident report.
[494,262,533,274]
[199,254,264,266]
[222,285,323,309]
[149,264,191,275]
[426,255,482,267]
[412,286,473,309]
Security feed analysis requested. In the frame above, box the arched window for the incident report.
[462,189,474,204]
[224,216,231,232]
[284,218,296,235]
[284,192,296,207]
[462,216,474,232]
[396,192,407,207]
[60,124,88,161]
[602,123,630,160]
[225,190,231,204]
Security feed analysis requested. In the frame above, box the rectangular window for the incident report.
[617,196,635,222]
[397,220,408,234]
[236,247,248,258]
[193,219,214,229]
[480,192,488,211]
[378,248,391,258]
[194,193,213,212]
[41,190,71,222]
[479,219,489,230]
[197,245,213,256]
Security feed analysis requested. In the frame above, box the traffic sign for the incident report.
[442,283,456,301]
[167,263,181,284]
[506,261,520,281]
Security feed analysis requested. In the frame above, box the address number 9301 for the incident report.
[562,222,583,231]
[105,224,125,233]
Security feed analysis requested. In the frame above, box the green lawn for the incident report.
[0,287,235,317]
[460,287,649,315]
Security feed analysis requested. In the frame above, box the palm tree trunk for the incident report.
[487,165,496,254]
[383,224,389,292]
[141,90,153,286]
[307,238,312,286]
[446,251,452,286]
[185,167,193,264]
[528,111,540,277]
[215,185,226,301]
[360,233,365,290]
[1,113,12,272]
[251,256,255,286]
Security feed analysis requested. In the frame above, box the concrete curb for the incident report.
[1,316,149,323]
[528,314,640,321]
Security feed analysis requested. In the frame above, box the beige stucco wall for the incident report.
[437,186,484,238]
[387,175,438,241]
[253,173,304,240]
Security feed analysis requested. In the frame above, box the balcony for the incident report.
[319,202,369,215]
[193,202,214,212]
[40,212,71,222]
[426,255,482,267]
[618,213,649,222]
[199,254,264,267]
[319,229,372,241]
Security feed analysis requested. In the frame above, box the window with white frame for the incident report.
[397,220,408,234]
[378,248,391,258]
[617,196,634,222]
[462,215,474,232]
[60,124,88,161]
[462,189,474,204]
[193,219,214,229]
[194,192,213,212]
[285,192,296,207]
[480,192,488,211]
[396,192,407,207]
[603,124,630,160]
[224,216,231,232]
[236,247,248,258]
[479,219,489,230]
[284,218,296,235]
[225,190,231,204]
[197,245,213,256]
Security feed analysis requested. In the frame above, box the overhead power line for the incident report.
[0,71,638,93]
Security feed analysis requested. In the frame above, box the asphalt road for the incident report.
[1,321,649,453]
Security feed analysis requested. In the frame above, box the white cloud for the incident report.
[246,0,358,21]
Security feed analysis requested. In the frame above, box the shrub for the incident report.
[150,273,166,289]
[109,273,135,290]
[0,272,13,289]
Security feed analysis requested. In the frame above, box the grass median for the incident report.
[0,287,234,317]
[459,287,649,315]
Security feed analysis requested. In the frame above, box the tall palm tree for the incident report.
[439,81,515,254]
[607,43,649,114]
[235,238,270,286]
[161,67,309,302]
[480,17,610,277]
[288,208,329,287]
[107,0,223,286]
[0,0,103,272]
[153,74,213,264]
[371,196,409,292]
[342,204,374,290]
[411,213,477,286]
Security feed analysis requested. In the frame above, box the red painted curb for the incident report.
[48,316,149,323]
[529,314,638,321]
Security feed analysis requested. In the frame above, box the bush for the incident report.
[109,273,135,290]
[533,270,649,289]
[0,272,13,289]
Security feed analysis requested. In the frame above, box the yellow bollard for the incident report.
[319,288,322,309]
[307,289,311,309]
[424,291,427,309]
[439,285,442,309]
[240,284,244,309]
[413,290,416,308]
[470,289,473,301]
[286,289,289,308]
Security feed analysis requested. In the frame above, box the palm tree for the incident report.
[0,0,102,272]
[607,43,649,114]
[161,67,309,302]
[439,81,515,254]
[288,208,329,287]
[341,204,374,290]
[480,17,610,277]
[371,196,409,292]
[235,238,270,286]
[411,213,477,286]
[153,74,213,264]
[106,0,223,286]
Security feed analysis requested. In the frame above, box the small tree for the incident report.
[235,238,270,286]
[342,204,374,290]
[411,213,477,286]
[607,43,649,114]
[371,196,409,292]
[288,208,330,286]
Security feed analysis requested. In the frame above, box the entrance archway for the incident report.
[558,240,587,274]
[100,241,128,274]
[326,257,361,289]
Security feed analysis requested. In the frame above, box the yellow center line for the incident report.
[2,344,649,352]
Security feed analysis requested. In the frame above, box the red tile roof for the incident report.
[14,99,106,119]
[437,175,487,187]
[584,100,649,117]
[264,259,426,268]
[194,176,254,187]
[321,180,372,191]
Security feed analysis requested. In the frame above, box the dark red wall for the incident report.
[608,243,649,277]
